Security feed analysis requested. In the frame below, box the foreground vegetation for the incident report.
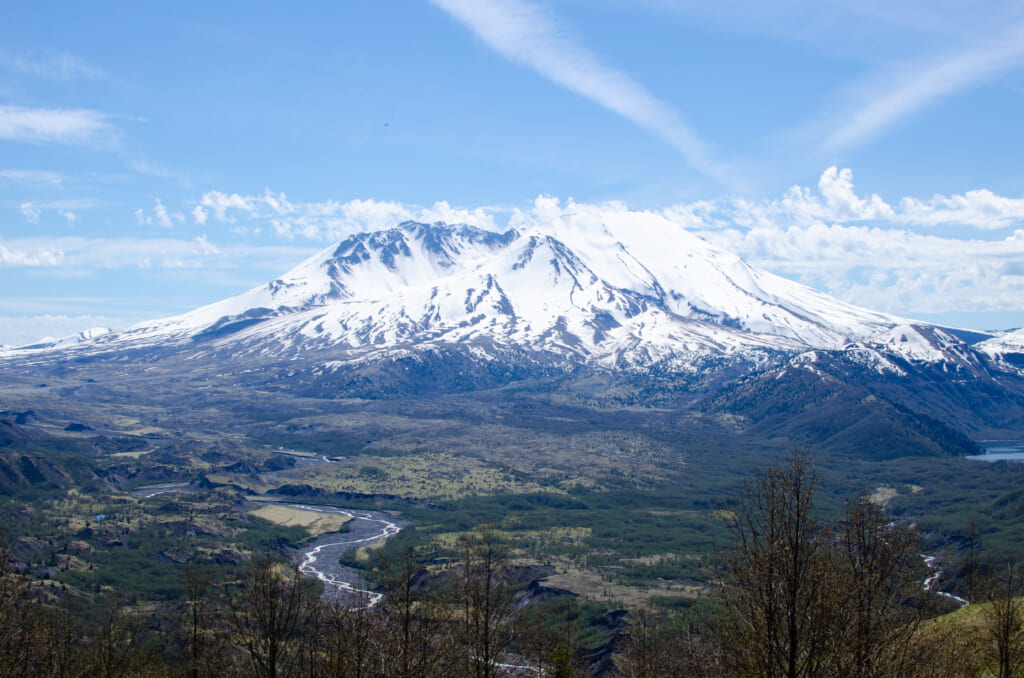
[4,369,1024,675]
[4,450,1024,677]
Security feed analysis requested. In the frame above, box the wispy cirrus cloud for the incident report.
[123,156,190,184]
[821,22,1024,152]
[628,2,1024,156]
[428,0,725,183]
[0,105,115,145]
[0,169,63,184]
[0,235,311,274]
[0,49,105,80]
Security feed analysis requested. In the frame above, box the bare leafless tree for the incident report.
[719,448,833,678]
[222,552,317,678]
[620,609,718,678]
[0,543,44,677]
[454,527,515,678]
[308,594,388,678]
[85,599,146,678]
[38,601,89,678]
[373,545,460,678]
[829,498,931,678]
[517,596,583,678]
[984,563,1024,678]
[717,449,956,678]
[179,565,237,678]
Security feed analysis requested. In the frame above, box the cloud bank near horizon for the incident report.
[4,167,1024,343]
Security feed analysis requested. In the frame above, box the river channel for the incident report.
[284,503,404,605]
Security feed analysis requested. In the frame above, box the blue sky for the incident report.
[3,0,1024,345]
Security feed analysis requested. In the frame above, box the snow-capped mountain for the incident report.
[7,210,1016,390]
[15,327,112,352]
[10,211,966,372]
[977,328,1024,357]
[834,324,994,376]
[5,213,1023,449]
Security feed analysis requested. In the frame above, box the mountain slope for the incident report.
[976,328,1024,371]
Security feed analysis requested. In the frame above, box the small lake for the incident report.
[967,440,1024,462]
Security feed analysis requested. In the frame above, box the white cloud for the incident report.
[816,167,894,221]
[0,169,63,184]
[57,209,77,226]
[196,190,500,241]
[0,105,114,145]
[257,190,295,216]
[428,0,723,182]
[193,235,219,255]
[125,157,180,179]
[135,199,177,228]
[19,202,40,224]
[199,191,260,221]
[0,235,314,274]
[897,190,1024,230]
[0,49,105,81]
[822,22,1024,151]
[153,199,173,228]
[713,166,1024,231]
[0,244,65,267]
[419,200,499,230]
